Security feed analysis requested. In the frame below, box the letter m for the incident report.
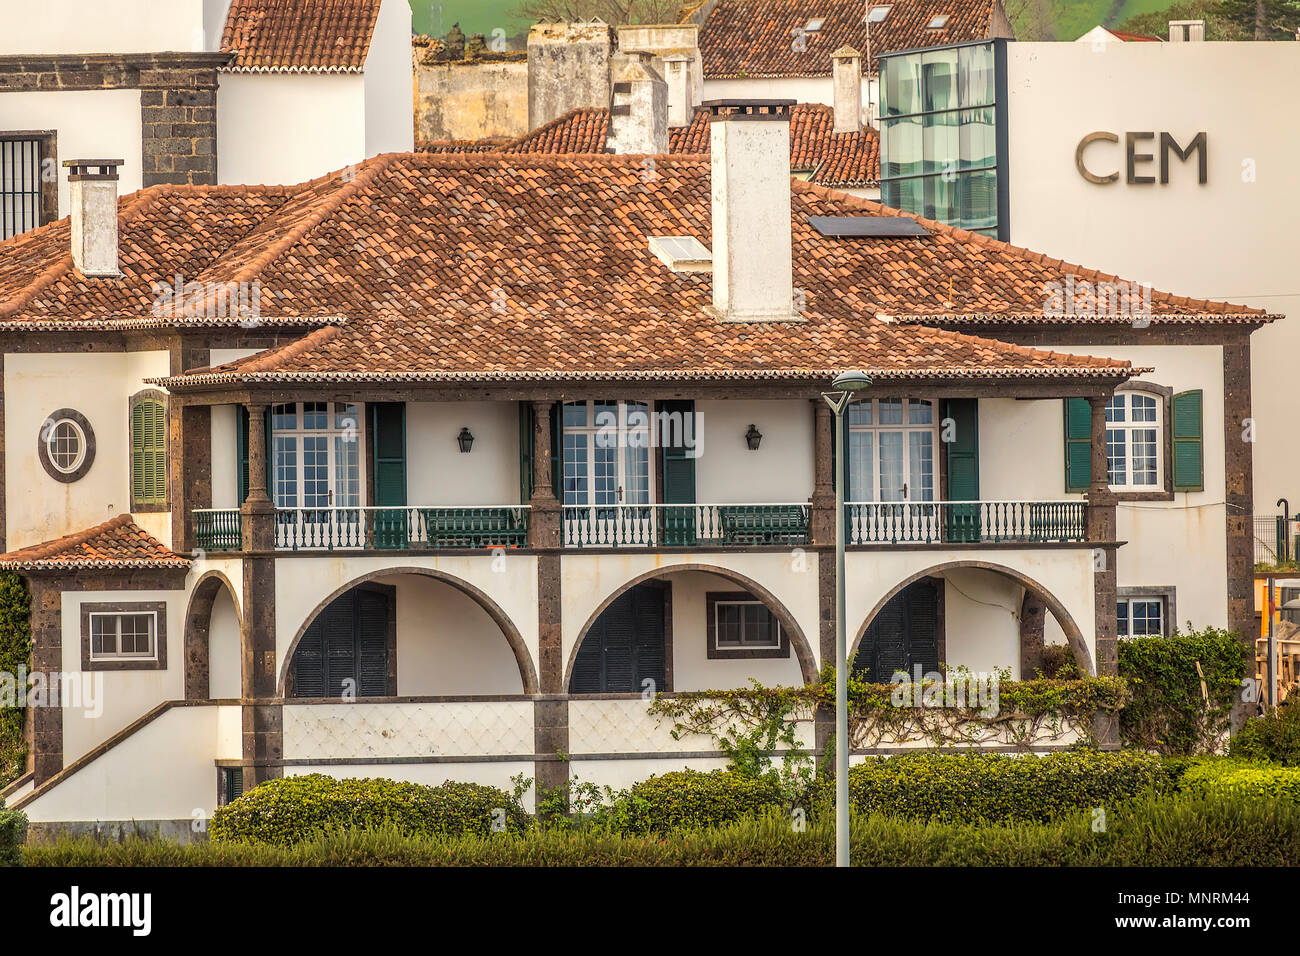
[1160,132,1207,185]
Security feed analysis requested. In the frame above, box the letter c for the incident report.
[1076,131,1120,184]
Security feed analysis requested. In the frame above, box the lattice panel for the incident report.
[283,702,534,760]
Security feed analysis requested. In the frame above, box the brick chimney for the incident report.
[705,100,800,323]
[831,46,862,134]
[63,160,124,278]
[607,53,669,154]
[662,53,695,128]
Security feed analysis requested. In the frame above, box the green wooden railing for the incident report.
[192,507,529,552]
[562,503,811,547]
[845,500,1086,545]
[194,509,242,551]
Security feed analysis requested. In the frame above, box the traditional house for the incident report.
[0,101,1266,837]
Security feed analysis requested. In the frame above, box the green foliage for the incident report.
[1118,626,1247,754]
[1179,760,1300,803]
[1231,700,1300,765]
[209,774,528,846]
[0,807,26,867]
[616,770,786,834]
[817,750,1174,824]
[0,572,32,787]
[1118,0,1256,38]
[23,795,1300,867]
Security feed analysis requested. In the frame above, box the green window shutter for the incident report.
[370,403,406,506]
[131,403,147,503]
[943,398,979,501]
[236,407,270,504]
[519,403,535,502]
[1063,398,1092,493]
[658,400,696,504]
[149,400,167,501]
[1171,389,1204,492]
[551,403,562,498]
[131,399,167,506]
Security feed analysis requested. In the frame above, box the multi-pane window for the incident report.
[1,135,44,240]
[1106,392,1160,490]
[130,396,168,506]
[714,601,782,649]
[1118,598,1165,637]
[46,419,86,475]
[271,402,363,508]
[90,612,157,660]
[561,400,652,508]
[846,398,936,502]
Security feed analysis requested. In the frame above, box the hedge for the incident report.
[0,808,25,867]
[0,572,32,788]
[612,770,786,834]
[813,750,1175,824]
[21,795,1300,867]
[1231,700,1300,766]
[1178,760,1300,803]
[1118,627,1247,754]
[210,775,528,845]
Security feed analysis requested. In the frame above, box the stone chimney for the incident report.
[662,53,695,128]
[705,100,799,323]
[831,46,862,134]
[63,159,124,278]
[1169,19,1205,41]
[607,53,669,154]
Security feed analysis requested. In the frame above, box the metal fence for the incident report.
[1255,515,1299,567]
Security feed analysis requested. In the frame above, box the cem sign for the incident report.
[1075,131,1208,185]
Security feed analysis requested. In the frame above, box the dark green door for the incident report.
[854,579,940,683]
[370,403,407,549]
[292,586,391,698]
[658,400,697,546]
[569,581,667,694]
[943,398,980,543]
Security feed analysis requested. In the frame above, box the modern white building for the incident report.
[0,96,1265,835]
[0,0,413,240]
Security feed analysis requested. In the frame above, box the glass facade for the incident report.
[879,41,1005,238]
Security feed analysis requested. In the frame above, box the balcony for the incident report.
[562,503,811,548]
[194,506,530,552]
[845,500,1086,546]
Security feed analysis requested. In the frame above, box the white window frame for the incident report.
[271,401,365,509]
[867,5,892,24]
[88,610,158,661]
[561,400,656,508]
[846,397,938,502]
[1117,597,1166,638]
[713,599,783,649]
[1106,390,1162,491]
[46,417,87,475]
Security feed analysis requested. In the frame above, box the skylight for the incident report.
[807,216,931,238]
[866,5,891,24]
[805,17,825,31]
[927,14,950,28]
[648,236,713,273]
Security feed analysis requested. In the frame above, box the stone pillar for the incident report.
[240,404,276,553]
[1086,395,1119,749]
[169,343,211,556]
[1223,334,1256,729]
[528,401,562,550]
[1019,591,1046,679]
[26,578,63,785]
[810,400,835,546]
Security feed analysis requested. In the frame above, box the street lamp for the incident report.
[821,369,871,868]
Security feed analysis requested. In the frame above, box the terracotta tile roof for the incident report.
[1104,29,1162,42]
[479,103,879,187]
[0,515,191,570]
[697,0,1001,78]
[220,0,383,72]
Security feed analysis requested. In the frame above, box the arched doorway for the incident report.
[183,571,242,700]
[851,561,1093,679]
[565,564,817,693]
[279,568,537,697]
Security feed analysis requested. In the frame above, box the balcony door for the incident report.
[562,400,655,545]
[846,398,940,542]
[272,402,365,548]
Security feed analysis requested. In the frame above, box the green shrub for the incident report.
[613,770,786,834]
[820,750,1175,824]
[1119,627,1247,754]
[0,572,32,788]
[209,774,528,846]
[1179,760,1300,803]
[23,795,1300,867]
[0,808,26,867]
[1231,700,1300,765]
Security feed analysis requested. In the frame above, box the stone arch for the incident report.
[564,562,818,690]
[849,560,1094,676]
[277,566,538,696]
[184,569,243,700]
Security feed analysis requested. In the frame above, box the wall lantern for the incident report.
[457,427,475,453]
[745,424,763,451]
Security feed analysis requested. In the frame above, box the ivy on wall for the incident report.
[0,572,32,788]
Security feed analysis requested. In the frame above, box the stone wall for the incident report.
[415,58,527,143]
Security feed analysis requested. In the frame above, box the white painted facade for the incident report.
[1003,41,1299,512]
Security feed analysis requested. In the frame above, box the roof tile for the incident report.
[0,515,190,570]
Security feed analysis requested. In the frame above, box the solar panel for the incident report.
[807,216,931,238]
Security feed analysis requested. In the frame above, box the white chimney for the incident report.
[607,52,669,154]
[1169,19,1205,41]
[705,100,800,323]
[831,46,863,134]
[662,53,695,128]
[64,159,124,278]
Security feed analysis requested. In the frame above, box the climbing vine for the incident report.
[0,572,32,787]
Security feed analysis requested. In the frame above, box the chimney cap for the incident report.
[701,99,795,121]
[63,159,125,182]
[831,45,862,59]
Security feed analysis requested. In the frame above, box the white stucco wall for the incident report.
[0,89,144,219]
[209,584,241,699]
[1005,42,1298,512]
[4,349,169,551]
[940,567,1023,673]
[0,0,206,55]
[406,401,521,505]
[217,73,367,185]
[694,398,815,503]
[363,0,415,158]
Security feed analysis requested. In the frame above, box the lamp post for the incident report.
[821,369,872,868]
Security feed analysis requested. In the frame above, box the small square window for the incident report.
[805,17,825,31]
[708,593,789,659]
[1118,597,1167,637]
[927,14,950,28]
[867,5,891,24]
[82,602,167,671]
